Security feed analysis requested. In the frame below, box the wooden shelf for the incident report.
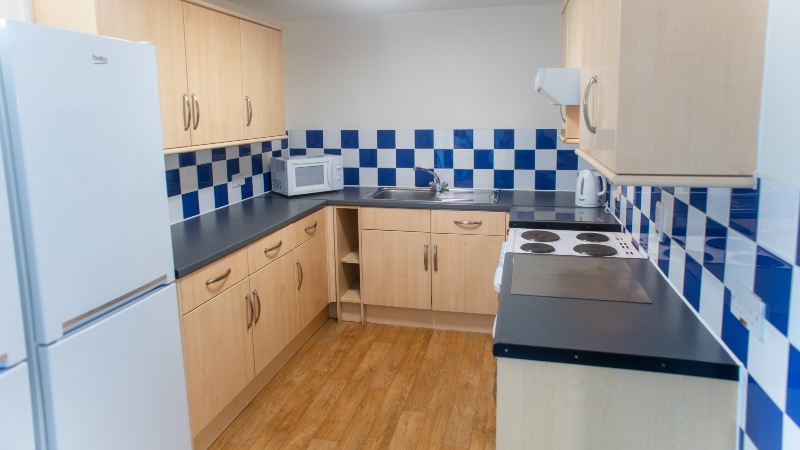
[340,288,361,304]
[341,251,360,264]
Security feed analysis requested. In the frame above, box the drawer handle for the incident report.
[264,240,282,253]
[205,268,231,286]
[434,245,438,272]
[245,293,253,329]
[252,289,261,324]
[454,220,482,226]
[296,260,304,289]
[304,221,318,232]
[424,244,428,271]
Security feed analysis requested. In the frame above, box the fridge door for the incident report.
[38,283,190,450]
[0,363,36,449]
[0,21,174,344]
[0,139,25,368]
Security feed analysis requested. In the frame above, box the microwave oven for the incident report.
[271,155,344,196]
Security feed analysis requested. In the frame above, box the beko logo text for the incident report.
[93,55,108,64]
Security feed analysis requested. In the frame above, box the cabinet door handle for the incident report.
[264,240,282,254]
[245,96,253,126]
[454,220,482,226]
[304,221,318,232]
[252,289,261,324]
[245,293,253,329]
[191,93,200,130]
[583,76,597,134]
[433,245,438,272]
[182,93,191,131]
[423,244,428,271]
[296,260,304,289]
[205,268,231,285]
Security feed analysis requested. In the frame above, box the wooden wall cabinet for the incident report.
[576,0,768,188]
[33,0,287,152]
[360,207,504,315]
[559,0,582,144]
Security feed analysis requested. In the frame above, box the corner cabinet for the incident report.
[32,0,287,152]
[576,0,768,188]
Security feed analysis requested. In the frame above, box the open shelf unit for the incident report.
[334,207,363,322]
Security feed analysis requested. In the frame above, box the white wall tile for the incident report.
[306,148,325,156]
[632,208,642,246]
[577,158,592,171]
[789,268,800,348]
[661,192,675,237]
[453,149,473,169]
[668,240,686,291]
[212,161,227,185]
[434,129,453,149]
[250,142,262,155]
[784,414,800,450]
[396,168,415,187]
[323,129,341,148]
[196,149,212,164]
[742,431,757,450]
[738,372,749,429]
[747,320,789,410]
[535,150,556,170]
[674,187,690,205]
[288,130,306,148]
[686,206,707,264]
[342,148,359,168]
[436,169,454,187]
[473,169,494,189]
[494,149,514,170]
[640,186,652,220]
[555,170,578,191]
[167,195,183,224]
[395,129,414,148]
[514,129,535,149]
[197,187,215,214]
[179,166,198,192]
[415,148,434,168]
[514,170,536,190]
[647,230,660,261]
[725,228,757,292]
[473,129,493,149]
[227,183,242,204]
[164,153,179,170]
[377,148,396,168]
[253,173,265,195]
[359,168,378,186]
[358,129,377,148]
[238,157,252,178]
[225,145,239,160]
[757,178,800,264]
[706,188,732,227]
[699,268,725,336]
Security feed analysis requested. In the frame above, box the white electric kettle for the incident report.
[575,169,607,207]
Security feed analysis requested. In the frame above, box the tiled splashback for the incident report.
[615,179,800,449]
[164,139,286,224]
[286,128,589,190]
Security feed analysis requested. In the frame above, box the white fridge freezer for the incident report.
[0,21,191,449]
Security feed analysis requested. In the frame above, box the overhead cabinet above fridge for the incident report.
[567,0,768,188]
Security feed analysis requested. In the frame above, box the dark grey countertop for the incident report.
[172,187,615,278]
[493,253,739,380]
[510,205,621,232]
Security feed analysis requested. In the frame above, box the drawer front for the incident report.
[361,207,431,232]
[178,248,249,315]
[247,224,294,273]
[292,208,326,247]
[431,210,506,235]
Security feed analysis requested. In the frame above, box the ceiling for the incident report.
[224,0,562,22]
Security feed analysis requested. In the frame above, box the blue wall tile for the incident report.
[683,255,703,311]
[704,217,727,282]
[634,187,642,210]
[251,155,263,175]
[672,199,689,248]
[474,150,494,169]
[454,129,473,149]
[197,163,213,190]
[343,167,359,185]
[730,183,760,241]
[396,149,415,168]
[536,129,557,149]
[213,184,228,208]
[690,188,708,213]
[722,288,749,365]
[494,170,514,189]
[166,169,181,197]
[434,149,453,169]
[788,345,800,427]
[306,130,323,148]
[415,169,434,187]
[415,129,434,149]
[754,246,792,335]
[359,149,377,167]
[625,203,633,233]
[494,129,514,149]
[178,152,196,167]
[639,213,649,251]
[226,159,240,181]
[241,177,253,199]
[514,150,535,170]
[378,168,396,186]
[658,235,671,275]
[341,130,359,149]
[290,148,307,156]
[181,191,199,219]
[377,130,395,149]
[535,170,556,190]
[212,148,226,161]
[746,377,783,450]
[650,187,662,219]
[556,150,578,170]
[238,145,251,157]
[324,149,342,155]
[454,169,473,188]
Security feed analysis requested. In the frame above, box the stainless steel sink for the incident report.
[364,187,499,203]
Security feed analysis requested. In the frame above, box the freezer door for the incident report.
[0,363,36,450]
[0,21,175,344]
[0,132,25,367]
[38,284,191,450]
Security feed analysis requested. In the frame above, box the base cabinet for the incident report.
[362,229,431,310]
[295,232,330,327]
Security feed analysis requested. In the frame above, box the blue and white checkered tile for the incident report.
[164,138,287,223]
[613,178,800,450]
[287,128,580,191]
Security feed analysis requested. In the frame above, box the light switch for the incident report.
[731,282,766,341]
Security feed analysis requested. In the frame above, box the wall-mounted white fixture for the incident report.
[535,68,580,105]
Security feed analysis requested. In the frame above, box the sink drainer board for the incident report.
[510,254,652,304]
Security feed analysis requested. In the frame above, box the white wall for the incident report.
[757,0,800,187]
[282,4,563,130]
[0,0,32,21]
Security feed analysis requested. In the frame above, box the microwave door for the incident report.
[290,161,330,194]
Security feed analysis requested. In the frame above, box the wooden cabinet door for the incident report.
[562,0,582,68]
[295,232,329,329]
[361,230,431,310]
[182,3,244,146]
[578,0,597,153]
[589,0,621,171]
[181,280,254,435]
[95,0,190,149]
[250,253,298,375]
[240,21,285,139]
[431,233,503,315]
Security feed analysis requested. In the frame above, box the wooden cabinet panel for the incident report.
[292,208,326,248]
[264,26,286,137]
[562,0,582,68]
[178,248,248,314]
[431,210,506,236]
[361,230,431,310]
[96,0,190,149]
[240,20,269,140]
[431,234,503,315]
[247,224,294,274]
[183,3,244,146]
[295,233,329,328]
[181,279,254,435]
[361,207,430,232]
[250,253,298,375]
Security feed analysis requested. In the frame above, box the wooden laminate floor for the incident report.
[209,320,496,450]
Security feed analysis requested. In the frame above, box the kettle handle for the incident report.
[595,172,607,197]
